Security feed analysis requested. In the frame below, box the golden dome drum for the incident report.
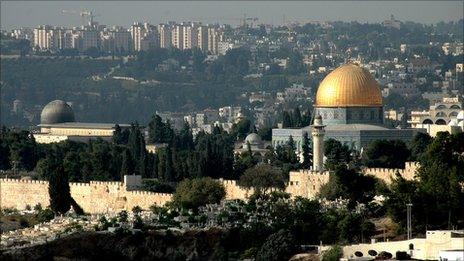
[315,64,382,107]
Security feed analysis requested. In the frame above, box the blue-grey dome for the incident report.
[40,100,75,124]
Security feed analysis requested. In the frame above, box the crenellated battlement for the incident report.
[89,181,123,187]
[127,190,172,197]
[363,161,419,184]
[69,182,91,187]
[1,162,420,214]
[0,178,171,213]
[0,178,49,185]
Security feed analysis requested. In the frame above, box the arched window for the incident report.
[379,251,393,259]
[436,104,446,110]
[436,112,446,117]
[435,119,447,125]
[422,119,433,124]
[354,251,363,257]
[450,105,461,109]
[449,111,458,117]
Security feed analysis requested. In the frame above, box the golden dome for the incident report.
[315,64,382,107]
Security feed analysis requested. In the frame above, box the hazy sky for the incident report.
[1,1,463,30]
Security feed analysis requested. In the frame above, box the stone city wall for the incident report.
[0,179,172,214]
[220,179,253,199]
[286,170,331,199]
[0,162,419,214]
[363,162,419,184]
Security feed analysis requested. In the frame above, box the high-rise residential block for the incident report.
[197,25,208,51]
[172,24,184,50]
[158,24,172,48]
[130,22,145,51]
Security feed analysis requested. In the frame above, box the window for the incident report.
[450,105,461,109]
[436,112,446,117]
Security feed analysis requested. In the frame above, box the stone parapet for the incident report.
[0,178,171,214]
[363,161,419,184]
[0,162,419,214]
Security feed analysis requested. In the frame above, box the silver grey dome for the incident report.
[245,133,262,146]
[40,100,75,124]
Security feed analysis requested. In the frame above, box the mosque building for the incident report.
[33,100,130,144]
[234,132,270,156]
[272,64,420,152]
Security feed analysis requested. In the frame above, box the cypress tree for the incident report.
[157,151,166,180]
[164,146,174,182]
[293,107,302,127]
[302,108,312,127]
[286,136,298,164]
[301,132,312,169]
[48,165,71,215]
[112,124,122,144]
[120,149,134,179]
[282,111,292,128]
[152,153,159,178]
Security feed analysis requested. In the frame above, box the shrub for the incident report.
[256,229,299,261]
[241,247,258,259]
[33,203,43,212]
[133,215,144,229]
[132,206,142,215]
[118,210,128,223]
[36,208,54,222]
[322,245,343,261]
[19,217,29,228]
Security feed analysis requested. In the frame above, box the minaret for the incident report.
[311,115,326,172]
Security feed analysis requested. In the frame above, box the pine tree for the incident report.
[48,165,71,215]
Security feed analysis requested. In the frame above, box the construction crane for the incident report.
[242,14,259,28]
[62,10,99,27]
[185,14,258,28]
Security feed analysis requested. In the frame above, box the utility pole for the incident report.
[406,202,413,240]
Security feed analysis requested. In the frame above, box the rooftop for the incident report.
[38,122,131,129]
